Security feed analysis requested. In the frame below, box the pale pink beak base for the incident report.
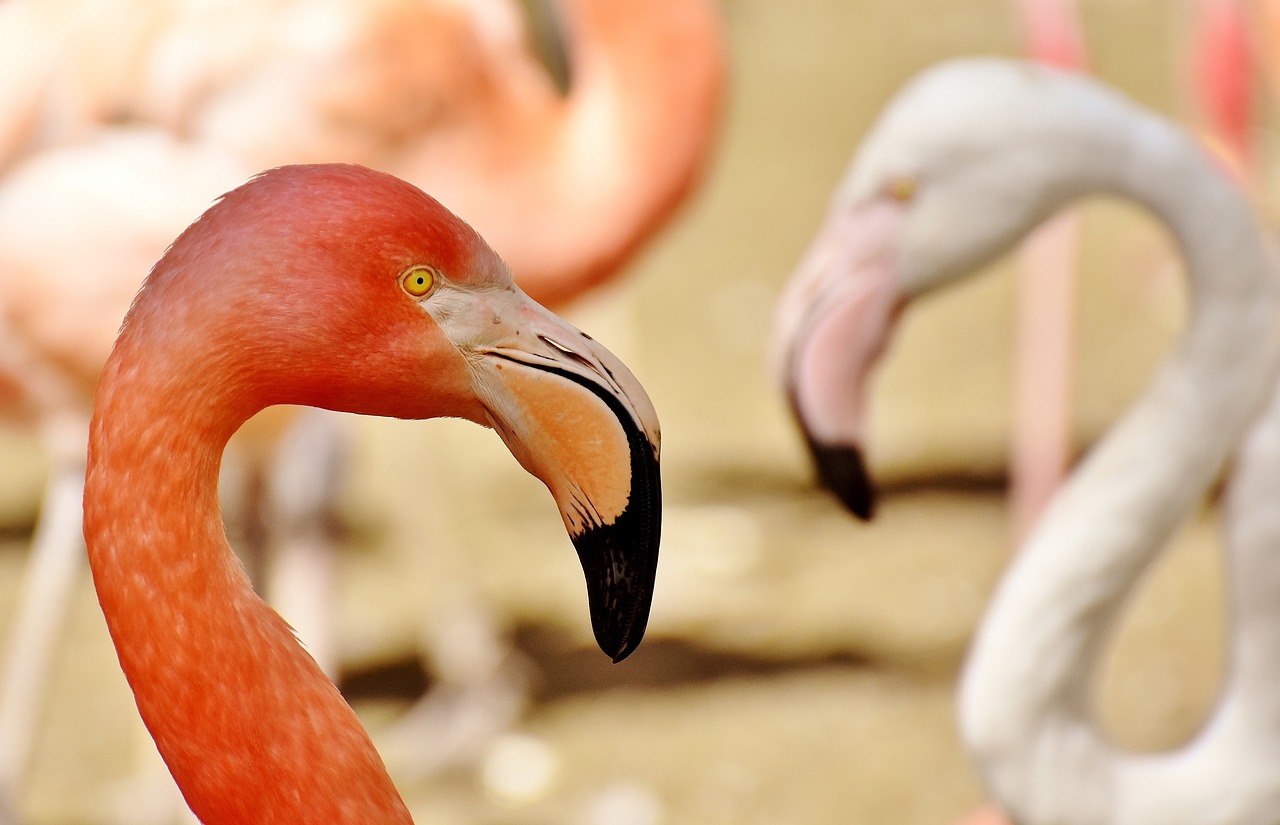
[774,200,907,518]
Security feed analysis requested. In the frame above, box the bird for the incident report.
[82,162,662,824]
[773,58,1280,825]
[0,0,724,306]
[187,0,726,306]
[0,0,722,809]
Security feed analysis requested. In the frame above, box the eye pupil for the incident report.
[402,266,436,297]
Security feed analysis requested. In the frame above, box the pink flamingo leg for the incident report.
[1190,0,1254,182]
[950,803,1013,825]
[1011,220,1079,540]
[0,416,86,816]
[1008,0,1087,539]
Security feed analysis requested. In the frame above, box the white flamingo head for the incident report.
[773,58,1145,517]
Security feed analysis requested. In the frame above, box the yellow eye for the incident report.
[886,177,917,202]
[400,266,438,298]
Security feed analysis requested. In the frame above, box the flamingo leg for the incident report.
[262,408,349,679]
[1009,0,1086,536]
[0,413,87,817]
[377,602,527,780]
[1190,0,1254,181]
[1010,215,1078,540]
[950,802,1014,825]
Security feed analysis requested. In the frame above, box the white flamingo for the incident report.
[774,58,1280,824]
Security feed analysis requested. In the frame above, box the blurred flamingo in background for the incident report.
[1192,0,1255,183]
[0,0,722,817]
[84,162,662,825]
[775,58,1280,825]
[0,0,724,303]
[190,0,726,306]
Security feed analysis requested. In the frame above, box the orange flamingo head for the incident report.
[106,163,661,661]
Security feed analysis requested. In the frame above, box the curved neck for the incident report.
[1212,379,1280,735]
[422,0,724,308]
[83,354,412,824]
[957,96,1280,821]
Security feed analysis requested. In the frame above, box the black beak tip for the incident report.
[786,382,876,520]
[608,633,643,664]
[575,517,658,664]
[809,441,876,520]
[573,443,662,664]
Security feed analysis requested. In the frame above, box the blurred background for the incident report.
[0,0,1264,822]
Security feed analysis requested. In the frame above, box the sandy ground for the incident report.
[0,0,1262,822]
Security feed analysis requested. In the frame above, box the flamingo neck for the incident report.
[437,0,724,307]
[1209,379,1280,736]
[83,359,412,824]
[957,92,1280,823]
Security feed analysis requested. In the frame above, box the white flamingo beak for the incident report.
[773,200,908,519]
[462,289,661,662]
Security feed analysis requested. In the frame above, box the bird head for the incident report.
[773,59,1128,518]
[118,163,661,662]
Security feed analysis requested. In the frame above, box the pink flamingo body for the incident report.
[0,0,724,305]
[183,0,725,305]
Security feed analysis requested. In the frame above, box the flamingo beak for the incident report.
[772,200,908,520]
[465,290,661,662]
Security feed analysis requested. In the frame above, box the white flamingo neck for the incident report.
[83,364,413,824]
[954,71,1280,824]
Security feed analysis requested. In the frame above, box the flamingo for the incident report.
[774,58,1280,824]
[181,0,726,304]
[82,161,661,824]
[0,0,725,303]
[0,0,722,810]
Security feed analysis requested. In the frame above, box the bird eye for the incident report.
[886,177,917,202]
[400,266,438,298]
